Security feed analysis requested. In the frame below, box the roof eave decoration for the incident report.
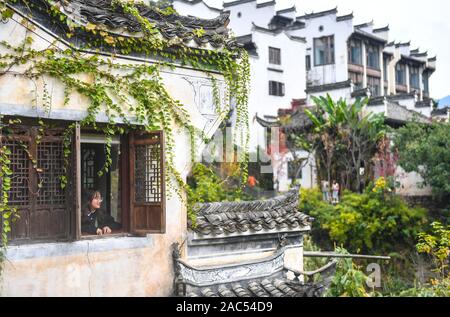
[296,7,338,21]
[354,20,374,29]
[306,80,352,94]
[373,25,389,33]
[173,244,338,297]
[277,6,296,15]
[223,0,256,8]
[336,12,353,22]
[10,0,238,52]
[352,29,387,45]
[190,190,313,237]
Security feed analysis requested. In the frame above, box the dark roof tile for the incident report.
[191,190,312,236]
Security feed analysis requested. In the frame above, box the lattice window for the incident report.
[1,125,69,242]
[37,140,65,206]
[2,138,30,206]
[82,148,96,190]
[135,137,162,203]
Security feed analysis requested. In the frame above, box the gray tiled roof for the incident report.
[386,102,430,124]
[187,277,328,297]
[173,245,337,297]
[190,190,313,236]
[11,0,237,50]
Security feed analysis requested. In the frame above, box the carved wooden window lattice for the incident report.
[2,138,30,206]
[82,148,96,190]
[130,131,165,234]
[1,126,69,242]
[135,135,162,203]
[37,140,65,206]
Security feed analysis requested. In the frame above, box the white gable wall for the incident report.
[247,29,306,150]
[294,14,353,86]
[172,0,221,19]
[226,1,276,36]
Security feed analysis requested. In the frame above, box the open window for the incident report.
[3,119,166,244]
[79,134,123,236]
[129,131,165,235]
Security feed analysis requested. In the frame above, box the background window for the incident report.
[306,55,311,71]
[349,71,363,90]
[348,39,362,65]
[288,161,303,180]
[269,47,281,65]
[423,71,430,96]
[410,66,420,89]
[314,35,335,66]
[366,44,380,69]
[367,76,381,96]
[396,63,406,85]
[269,81,285,96]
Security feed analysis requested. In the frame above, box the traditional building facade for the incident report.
[172,0,308,153]
[0,0,234,296]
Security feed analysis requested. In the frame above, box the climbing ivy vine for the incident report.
[0,0,251,251]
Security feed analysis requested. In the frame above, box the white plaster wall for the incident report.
[172,0,221,19]
[395,97,417,111]
[395,167,432,197]
[0,11,227,297]
[277,10,296,20]
[306,87,353,105]
[226,1,275,36]
[292,16,353,86]
[275,150,316,192]
[248,30,306,151]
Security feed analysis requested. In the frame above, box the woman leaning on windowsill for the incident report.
[81,190,121,236]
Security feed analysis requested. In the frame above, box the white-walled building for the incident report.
[171,0,222,19]
[171,2,438,196]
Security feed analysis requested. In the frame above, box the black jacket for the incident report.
[81,209,120,234]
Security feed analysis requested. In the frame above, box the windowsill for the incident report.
[267,67,283,73]
[6,234,155,261]
[367,66,381,71]
[80,231,131,241]
[314,63,335,67]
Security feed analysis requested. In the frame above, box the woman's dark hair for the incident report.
[83,189,102,213]
[87,190,102,203]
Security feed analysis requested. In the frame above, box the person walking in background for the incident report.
[321,180,330,202]
[332,181,340,204]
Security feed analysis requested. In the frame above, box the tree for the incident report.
[393,121,450,202]
[301,95,386,192]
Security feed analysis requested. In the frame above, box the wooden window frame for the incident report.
[314,35,335,66]
[129,130,166,235]
[4,120,166,244]
[396,63,407,85]
[2,121,71,244]
[348,39,362,66]
[269,47,281,65]
[306,55,311,71]
[268,81,285,97]
[366,44,380,70]
[367,76,381,96]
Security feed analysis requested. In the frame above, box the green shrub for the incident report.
[299,186,428,254]
[324,247,371,297]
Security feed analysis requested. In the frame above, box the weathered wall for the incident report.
[0,10,227,296]
[2,234,177,296]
